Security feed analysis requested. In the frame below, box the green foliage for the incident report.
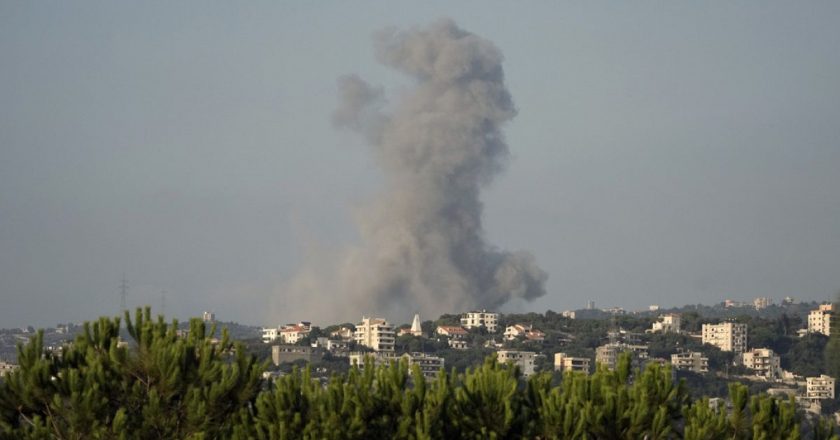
[0,308,264,439]
[3,311,839,439]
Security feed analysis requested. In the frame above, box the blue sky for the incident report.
[2,2,839,327]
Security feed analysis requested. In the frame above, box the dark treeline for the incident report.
[0,308,838,439]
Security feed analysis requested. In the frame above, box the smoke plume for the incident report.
[284,19,547,322]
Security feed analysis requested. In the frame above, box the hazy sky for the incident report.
[2,2,839,328]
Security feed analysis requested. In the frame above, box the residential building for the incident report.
[402,352,445,379]
[349,352,398,369]
[603,307,626,315]
[650,314,681,334]
[272,345,323,365]
[0,361,17,378]
[649,304,660,312]
[503,324,545,342]
[671,351,709,373]
[448,339,468,349]
[312,337,349,354]
[554,353,590,374]
[808,304,833,336]
[561,310,576,319]
[461,310,499,333]
[436,325,468,338]
[741,348,781,379]
[354,317,395,352]
[496,350,537,377]
[753,297,773,310]
[202,311,215,322]
[261,327,279,344]
[595,343,649,371]
[806,375,835,400]
[586,301,595,310]
[330,326,354,341]
[702,322,748,353]
[280,322,311,344]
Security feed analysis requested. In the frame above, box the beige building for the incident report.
[403,352,445,379]
[808,304,833,336]
[650,314,681,334]
[806,375,835,400]
[354,317,395,352]
[595,343,649,371]
[461,310,499,333]
[554,353,590,374]
[496,350,537,377]
[0,361,18,378]
[670,351,709,373]
[701,322,748,353]
[741,348,781,379]
[280,322,311,344]
[753,297,773,310]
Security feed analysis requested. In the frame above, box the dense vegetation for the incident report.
[1,308,838,439]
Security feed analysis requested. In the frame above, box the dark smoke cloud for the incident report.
[283,19,547,322]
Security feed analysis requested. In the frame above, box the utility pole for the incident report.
[119,274,129,313]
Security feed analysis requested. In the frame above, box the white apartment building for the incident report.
[261,327,279,344]
[650,314,681,334]
[595,343,649,371]
[671,351,709,373]
[808,304,833,336]
[702,322,748,353]
[496,350,537,377]
[806,375,835,400]
[202,311,216,322]
[349,351,397,369]
[354,317,395,352]
[741,348,781,379]
[330,326,354,341]
[554,353,591,375]
[461,310,499,333]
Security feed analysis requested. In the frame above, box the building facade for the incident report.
[701,322,748,353]
[650,314,681,334]
[403,353,445,379]
[271,345,323,365]
[554,353,591,374]
[354,317,395,352]
[496,350,537,377]
[806,375,836,400]
[808,304,833,336]
[461,310,499,333]
[741,348,781,379]
[595,343,649,371]
[670,351,709,373]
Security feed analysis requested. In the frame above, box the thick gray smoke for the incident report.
[284,19,547,322]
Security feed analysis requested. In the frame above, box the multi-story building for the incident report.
[671,351,709,373]
[808,304,833,336]
[349,351,397,369]
[806,375,835,400]
[554,353,591,375]
[202,311,215,322]
[496,350,538,377]
[702,322,748,353]
[402,352,445,379]
[753,297,773,310]
[650,314,681,334]
[280,322,311,344]
[741,348,781,379]
[354,317,395,352]
[595,343,649,371]
[461,310,499,333]
[436,325,469,349]
[261,327,279,344]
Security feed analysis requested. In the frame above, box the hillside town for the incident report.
[1,297,837,421]
[255,298,839,419]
